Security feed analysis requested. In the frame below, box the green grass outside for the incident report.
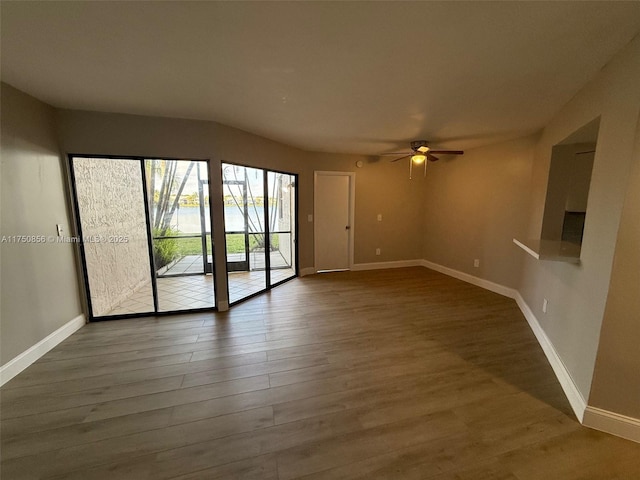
[156,233,281,263]
[175,233,249,254]
[173,234,213,255]
[173,233,279,255]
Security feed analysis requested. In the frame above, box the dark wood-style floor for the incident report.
[1,267,639,479]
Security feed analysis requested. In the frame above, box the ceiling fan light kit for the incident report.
[411,153,427,163]
[409,156,427,179]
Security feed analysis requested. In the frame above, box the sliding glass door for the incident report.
[70,156,216,320]
[222,163,297,305]
[70,156,295,316]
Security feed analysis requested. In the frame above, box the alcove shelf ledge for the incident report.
[513,238,581,264]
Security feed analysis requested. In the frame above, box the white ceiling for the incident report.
[2,1,640,155]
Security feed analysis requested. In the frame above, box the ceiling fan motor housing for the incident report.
[410,140,429,152]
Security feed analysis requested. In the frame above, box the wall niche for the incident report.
[514,117,599,263]
[541,117,600,250]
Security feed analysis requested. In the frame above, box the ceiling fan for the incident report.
[382,140,464,163]
[380,140,464,178]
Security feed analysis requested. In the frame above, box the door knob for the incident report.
[345,226,351,230]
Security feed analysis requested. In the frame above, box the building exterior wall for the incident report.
[72,158,152,316]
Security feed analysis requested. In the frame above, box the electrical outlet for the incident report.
[377,214,382,222]
[307,214,313,222]
[376,248,381,256]
[473,259,480,268]
[543,298,548,314]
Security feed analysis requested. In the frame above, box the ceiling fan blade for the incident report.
[379,152,411,156]
[391,155,411,162]
[427,153,440,162]
[428,150,464,155]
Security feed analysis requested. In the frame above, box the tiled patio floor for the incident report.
[104,267,295,315]
[163,251,290,276]
[157,275,215,311]
[106,275,215,315]
[227,267,295,304]
[160,255,212,275]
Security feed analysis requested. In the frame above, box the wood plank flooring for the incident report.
[1,267,639,479]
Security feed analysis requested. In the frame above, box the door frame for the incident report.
[313,171,355,272]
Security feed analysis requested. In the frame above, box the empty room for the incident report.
[1,2,640,479]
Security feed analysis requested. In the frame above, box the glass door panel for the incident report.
[146,159,215,312]
[267,171,296,285]
[222,163,267,304]
[71,157,154,317]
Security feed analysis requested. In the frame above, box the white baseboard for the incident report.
[514,292,587,422]
[300,267,316,277]
[420,259,518,299]
[583,406,640,443]
[351,259,423,272]
[0,314,86,387]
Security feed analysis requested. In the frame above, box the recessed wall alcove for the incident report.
[514,117,600,263]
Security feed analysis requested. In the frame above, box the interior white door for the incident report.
[314,172,352,271]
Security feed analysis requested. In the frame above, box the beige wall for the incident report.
[0,84,83,364]
[308,153,426,265]
[519,35,640,399]
[416,34,640,420]
[56,110,314,306]
[55,110,426,305]
[589,114,640,419]
[422,135,536,289]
